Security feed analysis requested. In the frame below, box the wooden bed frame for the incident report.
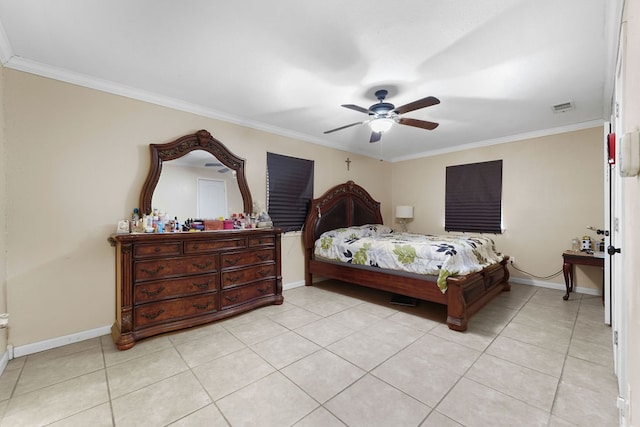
[302,181,510,331]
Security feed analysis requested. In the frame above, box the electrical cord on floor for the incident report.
[508,262,563,280]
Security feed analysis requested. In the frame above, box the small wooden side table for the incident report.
[562,250,605,301]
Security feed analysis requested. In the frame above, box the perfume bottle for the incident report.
[571,238,580,251]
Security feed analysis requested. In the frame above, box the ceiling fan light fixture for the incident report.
[324,90,440,140]
[369,117,394,133]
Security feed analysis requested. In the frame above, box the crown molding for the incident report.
[2,52,604,164]
[3,55,354,152]
[0,19,13,65]
[390,119,604,163]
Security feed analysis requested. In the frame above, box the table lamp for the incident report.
[395,205,414,232]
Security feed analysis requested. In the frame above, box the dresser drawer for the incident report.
[134,255,217,281]
[134,294,219,328]
[221,249,275,269]
[221,263,276,289]
[248,235,275,247]
[184,238,246,254]
[134,273,218,304]
[221,280,276,308]
[134,242,182,259]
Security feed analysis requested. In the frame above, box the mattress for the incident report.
[314,224,505,292]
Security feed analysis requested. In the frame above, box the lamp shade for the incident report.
[395,205,414,219]
[369,118,394,133]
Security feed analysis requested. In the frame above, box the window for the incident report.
[445,159,502,233]
[266,152,314,232]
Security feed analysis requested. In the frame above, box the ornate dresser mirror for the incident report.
[139,129,253,218]
[110,130,282,350]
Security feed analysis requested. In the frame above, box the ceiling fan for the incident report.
[324,90,440,143]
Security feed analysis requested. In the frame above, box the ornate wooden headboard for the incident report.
[302,181,383,250]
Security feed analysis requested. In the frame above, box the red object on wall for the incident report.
[608,133,616,164]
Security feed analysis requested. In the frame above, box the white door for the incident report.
[611,19,628,425]
[197,178,227,219]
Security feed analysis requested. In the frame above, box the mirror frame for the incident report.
[139,129,252,215]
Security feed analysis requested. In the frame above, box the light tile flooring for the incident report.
[0,281,619,426]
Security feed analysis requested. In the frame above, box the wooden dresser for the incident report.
[109,228,283,350]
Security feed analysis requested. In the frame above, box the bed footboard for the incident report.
[445,257,510,331]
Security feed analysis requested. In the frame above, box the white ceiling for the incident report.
[0,0,623,161]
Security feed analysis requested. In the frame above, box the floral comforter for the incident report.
[314,224,505,292]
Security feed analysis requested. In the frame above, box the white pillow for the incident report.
[359,224,393,236]
[322,224,393,240]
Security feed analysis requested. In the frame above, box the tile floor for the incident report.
[0,281,619,426]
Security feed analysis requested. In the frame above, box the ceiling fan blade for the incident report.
[369,131,382,143]
[394,96,440,115]
[341,104,372,114]
[324,121,364,134]
[398,117,439,130]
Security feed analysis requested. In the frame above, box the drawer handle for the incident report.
[257,269,271,277]
[225,275,241,284]
[192,261,213,270]
[258,286,271,294]
[191,280,213,290]
[256,253,270,261]
[140,286,165,297]
[192,300,214,310]
[224,257,240,266]
[225,294,239,302]
[141,309,165,320]
[154,247,162,253]
[192,244,200,250]
[140,266,165,276]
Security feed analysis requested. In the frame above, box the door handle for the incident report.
[607,245,621,255]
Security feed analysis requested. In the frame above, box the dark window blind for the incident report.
[267,152,314,232]
[445,159,502,233]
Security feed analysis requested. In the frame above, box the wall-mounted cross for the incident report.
[345,157,351,171]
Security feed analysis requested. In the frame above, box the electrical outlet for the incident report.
[509,257,515,264]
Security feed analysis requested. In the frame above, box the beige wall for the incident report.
[0,63,7,354]
[2,64,606,352]
[392,127,604,291]
[3,69,391,348]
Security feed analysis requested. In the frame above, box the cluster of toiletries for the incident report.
[572,227,606,253]
[572,235,605,253]
[128,208,272,233]
[129,208,179,233]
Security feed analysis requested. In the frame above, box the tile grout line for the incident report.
[547,293,582,425]
[100,336,117,427]
[420,283,541,425]
[0,284,614,426]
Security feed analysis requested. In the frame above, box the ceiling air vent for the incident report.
[552,101,574,113]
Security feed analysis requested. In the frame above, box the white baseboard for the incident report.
[0,349,9,375]
[2,278,599,366]
[286,277,603,296]
[283,280,305,291]
[9,281,307,360]
[12,325,112,359]
[10,281,308,359]
[509,276,601,296]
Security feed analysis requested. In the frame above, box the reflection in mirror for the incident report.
[139,130,252,218]
[152,151,244,221]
